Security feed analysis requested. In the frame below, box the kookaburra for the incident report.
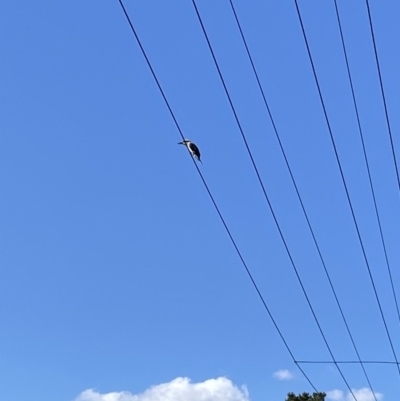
[178,139,202,163]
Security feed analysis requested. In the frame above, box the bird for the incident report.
[178,139,202,163]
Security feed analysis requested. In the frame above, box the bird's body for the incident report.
[178,139,202,163]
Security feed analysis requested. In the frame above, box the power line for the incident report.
[226,0,377,399]
[297,360,400,365]
[364,0,400,195]
[292,0,400,380]
[115,0,317,392]
[190,0,358,398]
[225,0,380,397]
[333,0,400,352]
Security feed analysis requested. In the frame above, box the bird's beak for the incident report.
[178,141,183,145]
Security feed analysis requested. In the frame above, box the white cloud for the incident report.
[327,390,344,400]
[74,377,250,401]
[327,388,383,401]
[273,369,294,381]
[347,388,383,401]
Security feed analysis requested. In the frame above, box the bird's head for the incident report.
[178,139,190,145]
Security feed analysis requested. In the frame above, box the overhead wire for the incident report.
[190,0,358,398]
[333,0,400,354]
[297,360,400,365]
[225,0,377,398]
[364,0,400,194]
[115,0,317,391]
[292,0,400,379]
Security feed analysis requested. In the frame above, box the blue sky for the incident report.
[1,1,400,400]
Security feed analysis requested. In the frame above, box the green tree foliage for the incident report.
[286,392,326,401]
